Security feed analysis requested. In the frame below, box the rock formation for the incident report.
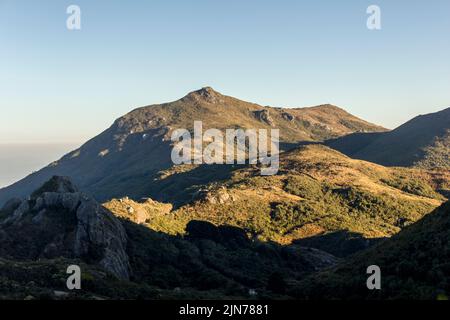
[0,176,130,280]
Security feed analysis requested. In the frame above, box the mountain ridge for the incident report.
[0,87,385,206]
[326,107,450,169]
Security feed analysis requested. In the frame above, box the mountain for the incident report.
[0,87,385,207]
[0,138,448,299]
[1,173,447,299]
[104,144,449,257]
[292,200,450,299]
[326,107,450,169]
[0,176,338,299]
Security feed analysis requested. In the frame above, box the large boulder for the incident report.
[0,177,130,280]
[103,197,173,225]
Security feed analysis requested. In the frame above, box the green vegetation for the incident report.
[256,181,432,256]
[381,174,444,200]
[292,201,450,300]
[284,175,324,201]
[0,257,162,300]
[101,145,446,259]
[415,130,450,169]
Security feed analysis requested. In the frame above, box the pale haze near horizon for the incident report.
[0,143,80,188]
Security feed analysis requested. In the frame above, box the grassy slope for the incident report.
[105,145,449,257]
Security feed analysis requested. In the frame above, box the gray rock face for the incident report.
[282,112,294,122]
[193,187,236,205]
[31,209,46,224]
[75,198,130,280]
[1,198,22,214]
[0,177,130,280]
[31,176,79,199]
[253,110,274,126]
[33,192,83,212]
[1,200,30,225]
[187,86,225,104]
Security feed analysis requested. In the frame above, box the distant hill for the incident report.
[104,144,449,257]
[327,107,450,169]
[0,87,385,206]
[292,200,450,299]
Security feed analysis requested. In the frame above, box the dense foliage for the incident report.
[292,201,450,300]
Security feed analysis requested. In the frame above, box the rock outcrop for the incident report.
[0,176,130,280]
[104,197,173,224]
[281,112,294,122]
[192,187,237,205]
[74,197,130,280]
[253,109,274,126]
[31,176,79,198]
[0,198,22,215]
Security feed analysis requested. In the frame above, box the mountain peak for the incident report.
[306,104,351,114]
[184,86,224,103]
[0,89,387,207]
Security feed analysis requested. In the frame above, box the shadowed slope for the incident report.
[327,107,450,169]
[292,200,450,299]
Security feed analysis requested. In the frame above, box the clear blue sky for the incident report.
[1,0,449,143]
